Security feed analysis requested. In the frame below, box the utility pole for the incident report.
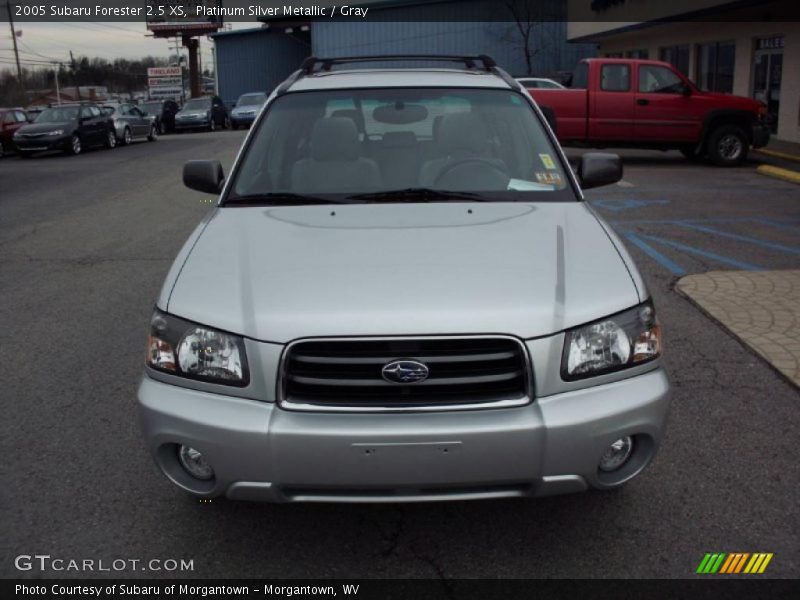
[69,50,81,100]
[54,63,61,104]
[7,0,23,86]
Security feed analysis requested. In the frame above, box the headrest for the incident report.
[381,131,416,148]
[310,117,360,161]
[438,112,489,156]
[330,109,364,131]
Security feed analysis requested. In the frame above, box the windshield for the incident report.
[229,88,572,203]
[35,106,79,122]
[141,103,161,114]
[237,93,266,107]
[183,98,210,110]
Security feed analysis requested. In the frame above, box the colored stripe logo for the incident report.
[696,553,773,574]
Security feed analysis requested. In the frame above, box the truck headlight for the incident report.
[561,302,661,380]
[146,309,249,386]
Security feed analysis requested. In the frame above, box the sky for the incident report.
[0,22,257,72]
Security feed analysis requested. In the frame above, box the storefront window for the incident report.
[659,45,690,76]
[696,41,735,93]
[626,49,649,59]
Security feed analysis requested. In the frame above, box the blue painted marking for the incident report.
[591,199,670,212]
[673,222,800,255]
[623,232,686,276]
[641,235,763,271]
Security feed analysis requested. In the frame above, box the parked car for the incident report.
[102,103,157,145]
[528,58,770,166]
[516,77,565,89]
[230,92,267,129]
[139,54,670,503]
[174,95,230,132]
[0,107,28,158]
[14,103,116,156]
[140,99,180,134]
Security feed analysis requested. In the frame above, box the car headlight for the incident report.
[47,129,64,136]
[146,309,249,386]
[561,302,661,380]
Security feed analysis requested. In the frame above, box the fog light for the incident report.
[178,445,214,481]
[599,436,634,472]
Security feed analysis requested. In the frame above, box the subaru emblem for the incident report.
[381,360,430,384]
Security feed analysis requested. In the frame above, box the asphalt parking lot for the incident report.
[1,133,798,579]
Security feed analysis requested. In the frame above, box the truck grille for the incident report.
[280,337,531,411]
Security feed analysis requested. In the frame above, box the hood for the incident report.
[693,89,763,112]
[166,203,641,342]
[177,109,209,117]
[18,121,74,134]
[232,105,259,115]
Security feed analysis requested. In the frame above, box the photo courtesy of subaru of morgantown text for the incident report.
[3,0,799,592]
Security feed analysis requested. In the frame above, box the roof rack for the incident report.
[276,54,522,96]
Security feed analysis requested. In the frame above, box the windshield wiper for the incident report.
[224,193,356,206]
[347,188,491,202]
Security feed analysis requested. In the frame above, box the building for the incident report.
[211,0,596,107]
[568,0,799,143]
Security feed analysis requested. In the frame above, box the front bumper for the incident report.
[231,113,256,127]
[14,134,70,152]
[137,367,671,502]
[752,122,771,148]
[175,118,209,130]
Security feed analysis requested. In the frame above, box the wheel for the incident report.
[679,145,702,161]
[707,125,749,167]
[209,118,216,132]
[223,116,231,130]
[122,127,132,146]
[67,134,82,155]
[148,125,157,142]
[105,129,116,149]
[158,121,165,135]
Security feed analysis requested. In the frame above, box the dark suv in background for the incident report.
[140,99,180,134]
[174,95,230,132]
[14,103,116,156]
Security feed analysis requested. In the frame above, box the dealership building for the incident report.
[568,0,799,143]
[210,0,597,107]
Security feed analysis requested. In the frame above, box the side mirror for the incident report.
[681,84,692,96]
[578,152,622,189]
[183,160,224,195]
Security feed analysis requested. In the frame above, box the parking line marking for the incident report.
[623,232,686,276]
[673,222,800,255]
[641,235,763,271]
[752,218,800,234]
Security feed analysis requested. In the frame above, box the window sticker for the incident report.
[535,172,562,185]
[539,153,557,169]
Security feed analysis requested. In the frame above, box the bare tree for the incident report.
[502,0,560,76]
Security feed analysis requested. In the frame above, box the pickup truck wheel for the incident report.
[707,125,748,167]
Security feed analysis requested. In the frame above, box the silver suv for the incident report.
[138,55,670,503]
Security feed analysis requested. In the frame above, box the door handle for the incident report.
[637,99,649,106]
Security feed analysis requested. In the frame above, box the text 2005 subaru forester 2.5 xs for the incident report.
[138,55,670,503]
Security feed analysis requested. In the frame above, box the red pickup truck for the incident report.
[527,58,770,167]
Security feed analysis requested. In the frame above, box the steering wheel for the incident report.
[433,158,510,190]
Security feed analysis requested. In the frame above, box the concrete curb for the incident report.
[754,147,800,164]
[756,164,800,185]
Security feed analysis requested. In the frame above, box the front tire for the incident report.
[223,116,231,130]
[147,125,157,142]
[707,125,749,167]
[105,130,117,149]
[122,127,132,146]
[209,118,216,132]
[67,134,82,155]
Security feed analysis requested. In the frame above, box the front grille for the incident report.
[280,337,531,410]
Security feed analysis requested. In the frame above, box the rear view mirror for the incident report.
[183,160,225,195]
[578,152,622,189]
